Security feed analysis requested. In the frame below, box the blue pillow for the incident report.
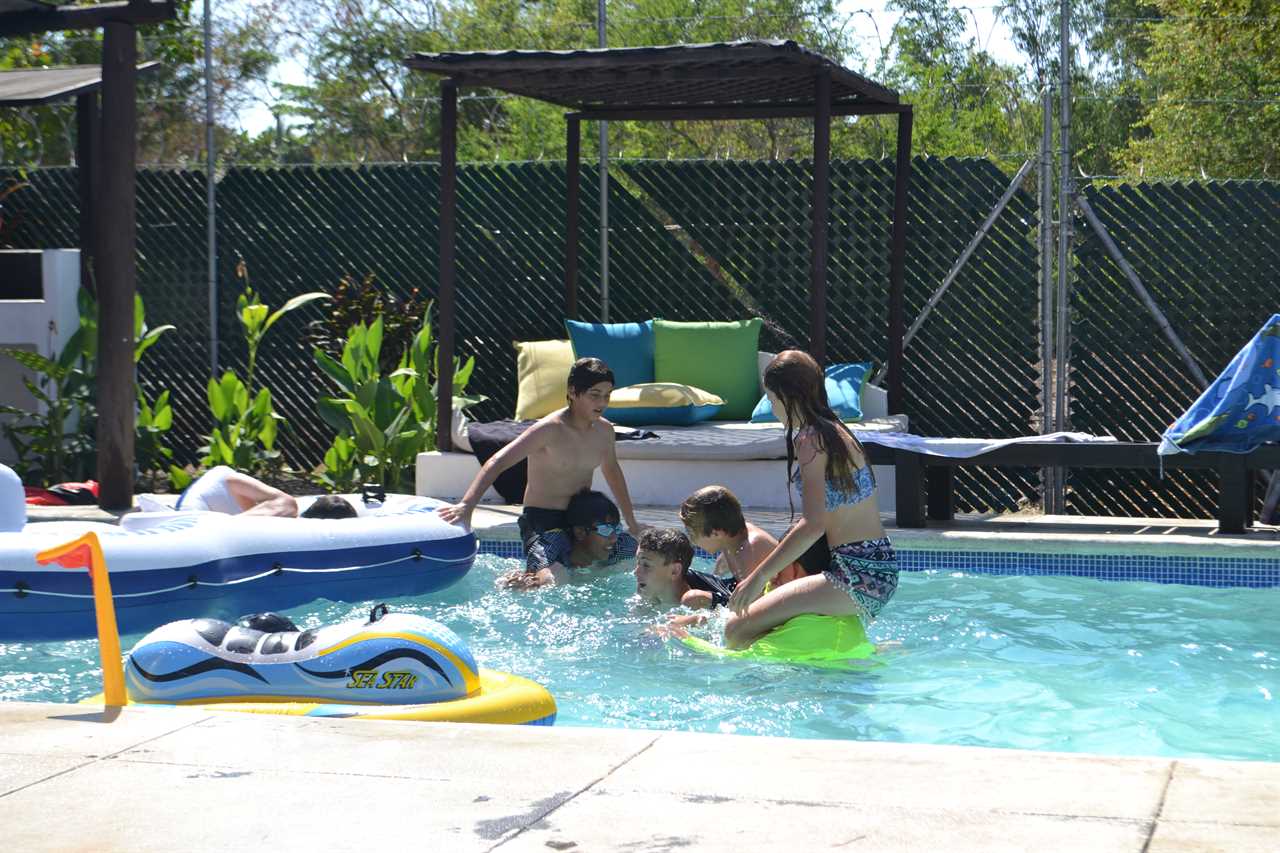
[565,319,654,389]
[750,362,872,423]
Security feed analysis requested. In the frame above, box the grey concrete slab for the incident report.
[0,702,210,758]
[122,712,658,794]
[0,758,570,853]
[1147,821,1280,853]
[496,791,1154,853]
[0,752,88,796]
[1161,759,1280,827]
[602,731,1172,820]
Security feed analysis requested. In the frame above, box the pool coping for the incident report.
[0,700,1275,851]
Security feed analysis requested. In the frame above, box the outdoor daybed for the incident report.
[416,321,907,510]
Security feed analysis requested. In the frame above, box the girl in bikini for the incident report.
[724,350,898,649]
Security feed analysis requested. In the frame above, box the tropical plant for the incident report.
[0,317,95,484]
[200,260,328,475]
[304,274,428,375]
[312,301,484,492]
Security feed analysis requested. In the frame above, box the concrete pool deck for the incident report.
[1,700,1277,852]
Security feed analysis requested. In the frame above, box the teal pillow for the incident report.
[653,319,763,420]
[751,361,871,423]
[565,320,654,389]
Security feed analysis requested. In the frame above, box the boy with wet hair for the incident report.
[633,527,738,610]
[502,489,638,588]
[439,358,644,576]
[678,485,803,588]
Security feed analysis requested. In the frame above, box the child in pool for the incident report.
[724,350,898,649]
[439,358,643,578]
[500,489,637,588]
[633,527,737,609]
[678,485,804,601]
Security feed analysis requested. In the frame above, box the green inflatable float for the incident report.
[679,614,879,670]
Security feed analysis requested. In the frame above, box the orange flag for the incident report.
[36,533,126,708]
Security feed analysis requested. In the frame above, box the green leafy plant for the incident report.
[0,318,95,484]
[200,260,328,475]
[312,301,484,493]
[304,274,428,375]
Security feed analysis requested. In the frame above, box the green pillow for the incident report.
[653,318,763,420]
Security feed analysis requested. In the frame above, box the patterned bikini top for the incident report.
[790,427,876,510]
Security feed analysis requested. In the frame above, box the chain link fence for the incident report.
[3,159,1277,518]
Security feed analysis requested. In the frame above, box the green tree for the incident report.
[1120,0,1280,178]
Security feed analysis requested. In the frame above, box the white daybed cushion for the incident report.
[613,414,907,462]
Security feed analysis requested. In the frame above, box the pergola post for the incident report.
[886,108,913,416]
[95,22,137,510]
[808,70,831,364]
[565,116,581,320]
[436,79,458,453]
[74,91,98,294]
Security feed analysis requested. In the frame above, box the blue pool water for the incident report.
[1,554,1276,762]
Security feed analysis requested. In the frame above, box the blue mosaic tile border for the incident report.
[477,540,1280,588]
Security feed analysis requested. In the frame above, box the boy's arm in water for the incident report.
[438,419,555,529]
[599,431,644,535]
[499,562,569,589]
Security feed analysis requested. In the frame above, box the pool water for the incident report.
[2,554,1276,762]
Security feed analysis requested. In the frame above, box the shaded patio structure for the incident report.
[0,1,176,508]
[405,40,913,451]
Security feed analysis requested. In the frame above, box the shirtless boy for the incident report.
[438,358,642,584]
[678,485,805,596]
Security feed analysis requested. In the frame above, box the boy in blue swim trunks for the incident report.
[503,489,638,588]
[439,358,644,583]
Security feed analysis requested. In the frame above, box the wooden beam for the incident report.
[569,102,909,122]
[94,21,137,510]
[435,79,457,454]
[809,70,831,364]
[565,116,581,320]
[0,1,175,37]
[887,109,913,416]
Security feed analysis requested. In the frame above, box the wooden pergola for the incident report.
[0,1,175,508]
[405,40,913,451]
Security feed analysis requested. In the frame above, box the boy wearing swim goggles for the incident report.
[501,489,638,588]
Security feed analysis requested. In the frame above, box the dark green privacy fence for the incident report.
[1069,180,1280,518]
[2,160,1275,519]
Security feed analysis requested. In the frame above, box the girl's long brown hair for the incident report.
[764,350,867,515]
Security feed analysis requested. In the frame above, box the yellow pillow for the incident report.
[605,382,724,426]
[514,339,574,420]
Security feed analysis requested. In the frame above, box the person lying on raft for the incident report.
[178,466,357,519]
[633,528,738,610]
[678,485,804,599]
[438,357,644,574]
[501,489,638,588]
[724,350,899,650]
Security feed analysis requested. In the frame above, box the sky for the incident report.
[235,1,1026,136]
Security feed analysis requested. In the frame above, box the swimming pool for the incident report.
[2,551,1275,763]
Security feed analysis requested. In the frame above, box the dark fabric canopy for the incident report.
[0,62,157,105]
[407,40,899,111]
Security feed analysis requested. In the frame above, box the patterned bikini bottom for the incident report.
[823,536,899,621]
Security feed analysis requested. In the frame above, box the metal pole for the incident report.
[565,117,581,320]
[872,158,1033,389]
[1053,0,1073,512]
[597,0,609,322]
[1076,195,1209,387]
[1039,88,1059,510]
[436,80,458,453]
[809,70,831,364]
[204,0,217,377]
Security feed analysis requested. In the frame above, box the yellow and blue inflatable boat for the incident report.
[92,606,555,725]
